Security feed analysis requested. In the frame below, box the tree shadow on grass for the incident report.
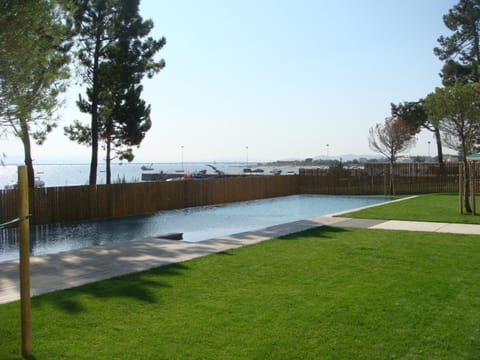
[213,251,234,256]
[31,258,190,314]
[279,225,351,241]
[6,220,356,315]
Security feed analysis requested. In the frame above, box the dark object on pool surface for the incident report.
[156,233,184,240]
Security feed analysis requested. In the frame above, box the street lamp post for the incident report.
[326,144,330,158]
[245,146,249,167]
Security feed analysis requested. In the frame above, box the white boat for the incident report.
[34,177,45,187]
[141,164,154,171]
[4,176,45,189]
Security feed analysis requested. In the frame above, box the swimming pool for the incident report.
[0,194,392,262]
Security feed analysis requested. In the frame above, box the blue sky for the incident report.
[3,0,458,163]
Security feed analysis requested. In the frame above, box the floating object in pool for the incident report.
[156,233,183,240]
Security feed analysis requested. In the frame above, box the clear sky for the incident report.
[2,0,459,164]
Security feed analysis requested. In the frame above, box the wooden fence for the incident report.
[0,175,299,225]
[1,162,478,226]
[299,162,466,195]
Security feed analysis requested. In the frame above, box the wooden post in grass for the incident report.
[459,163,464,214]
[18,166,32,357]
[471,161,476,216]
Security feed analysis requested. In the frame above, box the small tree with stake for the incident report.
[368,117,416,195]
[425,83,480,213]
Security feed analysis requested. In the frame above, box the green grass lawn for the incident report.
[2,226,480,359]
[342,193,480,224]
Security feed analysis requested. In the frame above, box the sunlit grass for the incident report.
[342,193,480,224]
[1,226,480,359]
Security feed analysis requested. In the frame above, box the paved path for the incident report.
[1,215,480,304]
[330,218,480,235]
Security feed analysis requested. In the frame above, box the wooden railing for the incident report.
[0,175,299,225]
[299,162,464,195]
[0,162,476,226]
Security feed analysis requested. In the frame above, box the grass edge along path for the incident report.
[341,193,480,224]
[1,226,480,359]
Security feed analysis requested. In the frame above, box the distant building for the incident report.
[444,155,459,163]
[396,157,413,164]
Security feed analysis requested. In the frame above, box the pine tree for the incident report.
[390,100,444,164]
[65,0,165,185]
[434,0,480,84]
[0,0,71,187]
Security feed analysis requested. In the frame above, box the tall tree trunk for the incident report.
[20,118,35,188]
[106,137,111,184]
[434,126,443,164]
[89,31,101,186]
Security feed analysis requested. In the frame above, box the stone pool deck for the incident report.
[2,216,480,304]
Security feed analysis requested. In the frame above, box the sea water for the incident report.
[0,162,300,188]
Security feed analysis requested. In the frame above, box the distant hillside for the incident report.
[313,154,382,161]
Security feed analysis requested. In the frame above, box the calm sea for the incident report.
[0,162,299,188]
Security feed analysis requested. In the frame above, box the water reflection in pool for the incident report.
[0,194,392,262]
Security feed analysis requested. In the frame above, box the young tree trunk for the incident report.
[20,119,35,188]
[389,161,395,195]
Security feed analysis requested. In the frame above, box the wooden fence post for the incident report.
[18,166,32,357]
[470,161,476,215]
[459,163,464,214]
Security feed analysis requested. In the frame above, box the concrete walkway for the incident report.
[330,217,480,235]
[1,215,480,304]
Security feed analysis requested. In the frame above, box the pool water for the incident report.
[0,194,392,262]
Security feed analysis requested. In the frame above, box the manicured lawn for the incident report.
[1,227,480,359]
[342,193,480,224]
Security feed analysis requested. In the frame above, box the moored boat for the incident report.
[141,163,154,171]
